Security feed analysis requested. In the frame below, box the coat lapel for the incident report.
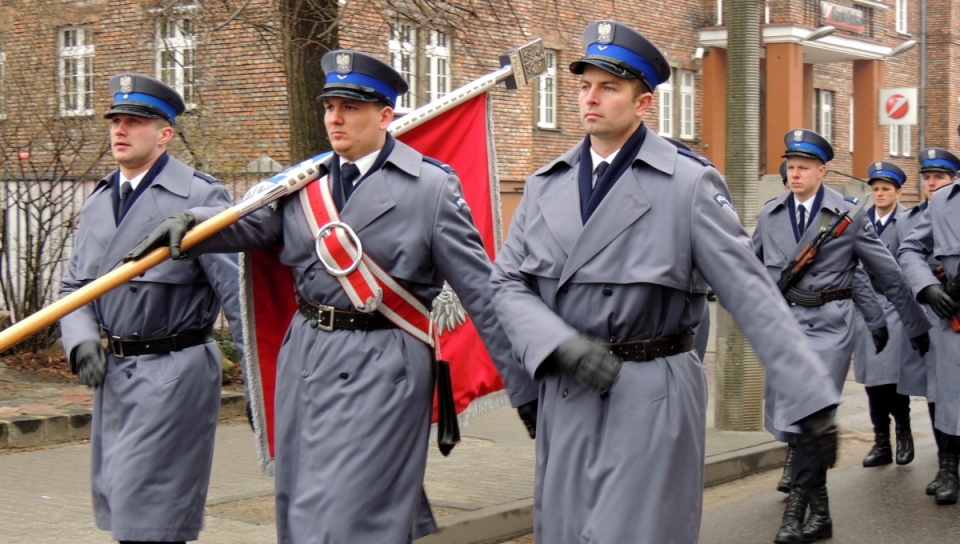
[341,169,396,233]
[556,132,674,287]
[539,167,583,259]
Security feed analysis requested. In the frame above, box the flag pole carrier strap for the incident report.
[314,220,364,277]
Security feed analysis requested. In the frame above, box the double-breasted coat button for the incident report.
[561,388,569,398]
[602,287,613,296]
[307,270,317,280]
[339,372,349,380]
[310,319,319,329]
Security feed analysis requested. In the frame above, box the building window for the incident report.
[389,24,417,113]
[716,0,723,25]
[813,89,833,142]
[58,27,95,117]
[848,98,854,153]
[425,30,450,103]
[536,50,557,129]
[658,79,673,137]
[890,125,911,157]
[679,70,695,139]
[0,38,5,120]
[389,24,453,113]
[896,0,908,34]
[156,17,196,107]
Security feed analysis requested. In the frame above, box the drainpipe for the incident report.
[918,0,926,151]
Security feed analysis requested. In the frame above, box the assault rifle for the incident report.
[777,194,871,293]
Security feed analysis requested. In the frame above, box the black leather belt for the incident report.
[102,327,214,358]
[606,332,695,362]
[296,294,396,332]
[784,286,854,307]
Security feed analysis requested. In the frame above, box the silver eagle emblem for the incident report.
[119,75,133,94]
[793,129,804,142]
[597,22,614,44]
[874,161,882,170]
[928,149,937,159]
[431,283,467,336]
[336,53,352,74]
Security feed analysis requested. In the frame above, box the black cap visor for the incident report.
[320,83,393,107]
[104,103,167,122]
[782,149,826,163]
[919,165,958,175]
[868,175,902,187]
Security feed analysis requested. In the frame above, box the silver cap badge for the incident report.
[119,75,133,94]
[928,149,937,159]
[793,129,804,142]
[597,22,614,45]
[336,53,352,74]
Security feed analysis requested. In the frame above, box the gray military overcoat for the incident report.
[754,186,929,441]
[191,139,537,543]
[852,203,927,391]
[898,184,960,434]
[59,156,244,542]
[894,203,939,399]
[490,130,839,544]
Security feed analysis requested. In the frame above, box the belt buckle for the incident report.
[316,304,335,332]
[108,336,125,358]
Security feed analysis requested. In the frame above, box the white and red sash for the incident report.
[299,173,434,346]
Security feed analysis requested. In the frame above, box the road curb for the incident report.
[418,441,788,543]
[0,391,246,450]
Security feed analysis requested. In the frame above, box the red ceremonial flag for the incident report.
[241,93,508,472]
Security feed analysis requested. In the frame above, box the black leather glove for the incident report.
[871,326,889,354]
[797,405,838,469]
[516,398,538,439]
[549,336,621,397]
[70,341,106,388]
[910,331,931,357]
[920,284,959,320]
[123,211,196,261]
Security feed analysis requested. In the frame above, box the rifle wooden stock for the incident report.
[0,208,241,352]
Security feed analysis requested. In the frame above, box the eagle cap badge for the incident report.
[336,53,352,74]
[793,129,804,142]
[119,75,133,94]
[874,161,882,170]
[597,22,614,44]
[929,149,937,159]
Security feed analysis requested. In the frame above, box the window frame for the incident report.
[658,79,674,137]
[535,50,558,129]
[896,0,908,34]
[155,16,197,107]
[58,27,95,117]
[425,29,451,103]
[679,70,695,140]
[388,24,417,114]
[813,89,833,143]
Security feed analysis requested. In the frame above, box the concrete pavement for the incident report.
[0,304,924,543]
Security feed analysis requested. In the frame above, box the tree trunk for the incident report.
[715,0,765,431]
[279,0,338,162]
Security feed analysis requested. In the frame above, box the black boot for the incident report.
[774,487,808,544]
[927,452,949,496]
[778,444,796,493]
[862,432,893,467]
[895,424,914,465]
[935,453,959,505]
[801,486,832,542]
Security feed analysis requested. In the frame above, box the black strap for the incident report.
[784,286,854,307]
[103,327,214,358]
[606,332,695,362]
[296,294,396,332]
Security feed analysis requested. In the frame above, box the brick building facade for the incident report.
[0,0,954,215]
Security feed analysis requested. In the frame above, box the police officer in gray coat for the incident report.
[490,20,841,544]
[851,161,919,468]
[755,129,930,543]
[125,50,538,542]
[59,73,245,543]
[898,147,960,504]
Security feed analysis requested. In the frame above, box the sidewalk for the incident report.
[0,317,919,543]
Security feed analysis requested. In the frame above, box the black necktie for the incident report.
[875,219,883,232]
[594,161,609,190]
[341,163,360,203]
[118,181,133,217]
[797,205,806,235]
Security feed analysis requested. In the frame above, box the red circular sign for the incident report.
[885,94,909,120]
[17,149,29,160]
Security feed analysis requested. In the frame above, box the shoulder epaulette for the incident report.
[423,156,457,175]
[193,170,221,184]
[676,148,714,168]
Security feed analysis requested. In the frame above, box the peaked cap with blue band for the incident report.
[867,160,906,187]
[105,73,185,124]
[569,21,671,92]
[918,147,960,175]
[320,50,409,108]
[782,128,834,163]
